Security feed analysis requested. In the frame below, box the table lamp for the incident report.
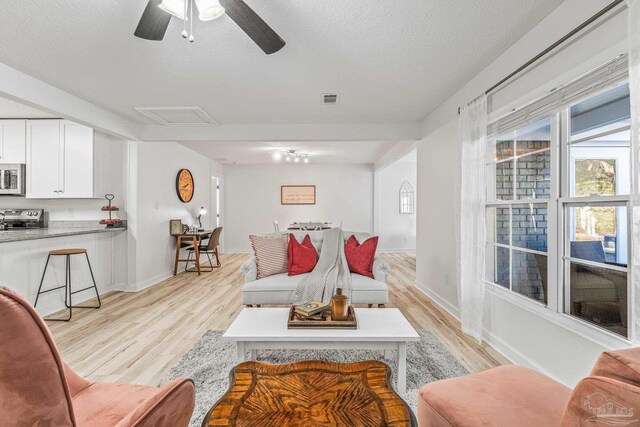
[197,207,207,229]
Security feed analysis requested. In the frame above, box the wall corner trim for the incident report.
[413,280,461,320]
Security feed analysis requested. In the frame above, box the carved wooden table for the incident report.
[202,360,417,427]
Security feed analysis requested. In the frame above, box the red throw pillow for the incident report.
[345,235,378,278]
[288,234,318,276]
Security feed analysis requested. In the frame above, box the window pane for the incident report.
[496,246,510,288]
[491,135,514,162]
[515,117,551,156]
[512,204,547,252]
[566,261,628,338]
[516,150,551,199]
[569,130,630,197]
[496,207,509,245]
[486,245,510,289]
[494,160,514,200]
[571,84,630,138]
[486,207,512,246]
[512,250,547,304]
[568,205,628,265]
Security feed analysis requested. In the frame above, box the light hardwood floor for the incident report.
[49,252,508,386]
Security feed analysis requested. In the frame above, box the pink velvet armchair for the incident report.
[0,287,196,426]
[418,347,640,426]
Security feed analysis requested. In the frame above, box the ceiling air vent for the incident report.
[322,93,338,105]
[134,107,219,126]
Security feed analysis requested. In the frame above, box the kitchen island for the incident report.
[0,224,126,243]
[0,221,128,317]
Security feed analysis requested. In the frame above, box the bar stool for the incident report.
[34,248,101,321]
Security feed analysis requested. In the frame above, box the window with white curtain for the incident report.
[399,181,415,214]
[485,55,631,340]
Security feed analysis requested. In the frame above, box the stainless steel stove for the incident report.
[0,209,47,230]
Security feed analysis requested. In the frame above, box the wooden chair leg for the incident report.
[378,304,385,308]
[256,304,262,308]
[214,248,221,267]
[368,304,373,308]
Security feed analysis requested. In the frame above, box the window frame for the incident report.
[486,115,557,307]
[399,181,415,214]
[484,80,633,346]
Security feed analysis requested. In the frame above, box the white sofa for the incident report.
[240,231,390,306]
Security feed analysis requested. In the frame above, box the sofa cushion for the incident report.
[418,365,571,427]
[255,231,373,257]
[72,382,158,426]
[345,235,379,278]
[242,273,388,305]
[250,234,288,279]
[590,348,640,388]
[287,234,318,276]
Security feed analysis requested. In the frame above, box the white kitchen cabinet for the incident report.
[0,120,26,163]
[60,121,94,198]
[26,120,95,198]
[26,120,60,198]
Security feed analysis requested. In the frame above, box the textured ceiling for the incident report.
[0,0,561,126]
[179,140,396,164]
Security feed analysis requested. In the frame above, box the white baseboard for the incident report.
[223,249,252,254]
[111,270,174,293]
[377,248,416,253]
[413,280,460,320]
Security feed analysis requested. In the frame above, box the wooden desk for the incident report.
[173,231,211,276]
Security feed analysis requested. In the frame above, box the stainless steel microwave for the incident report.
[0,164,26,196]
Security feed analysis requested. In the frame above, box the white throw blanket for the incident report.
[290,228,352,305]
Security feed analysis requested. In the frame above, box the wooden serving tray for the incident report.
[287,306,357,329]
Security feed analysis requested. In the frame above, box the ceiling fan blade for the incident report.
[134,0,172,41]
[219,0,285,54]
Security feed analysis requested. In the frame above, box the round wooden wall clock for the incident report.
[176,169,194,203]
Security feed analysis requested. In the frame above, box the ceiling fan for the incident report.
[134,0,285,54]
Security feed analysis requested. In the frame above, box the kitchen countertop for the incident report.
[0,225,126,243]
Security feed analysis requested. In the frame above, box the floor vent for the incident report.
[322,93,338,105]
[134,107,219,126]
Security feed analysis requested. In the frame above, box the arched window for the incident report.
[399,181,415,214]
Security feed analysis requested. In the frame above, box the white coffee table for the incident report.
[223,307,420,393]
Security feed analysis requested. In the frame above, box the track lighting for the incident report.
[273,149,311,164]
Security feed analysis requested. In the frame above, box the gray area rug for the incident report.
[163,329,468,426]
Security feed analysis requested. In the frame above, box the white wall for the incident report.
[416,121,461,317]
[377,153,417,251]
[224,163,374,252]
[416,0,628,387]
[126,141,224,290]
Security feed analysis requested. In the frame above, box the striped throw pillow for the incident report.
[250,234,289,279]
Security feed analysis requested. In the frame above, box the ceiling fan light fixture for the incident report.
[159,0,188,20]
[195,0,225,21]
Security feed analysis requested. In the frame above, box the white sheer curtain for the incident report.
[628,0,640,344]
[458,95,488,341]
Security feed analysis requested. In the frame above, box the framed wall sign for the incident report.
[169,219,183,236]
[281,185,316,205]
